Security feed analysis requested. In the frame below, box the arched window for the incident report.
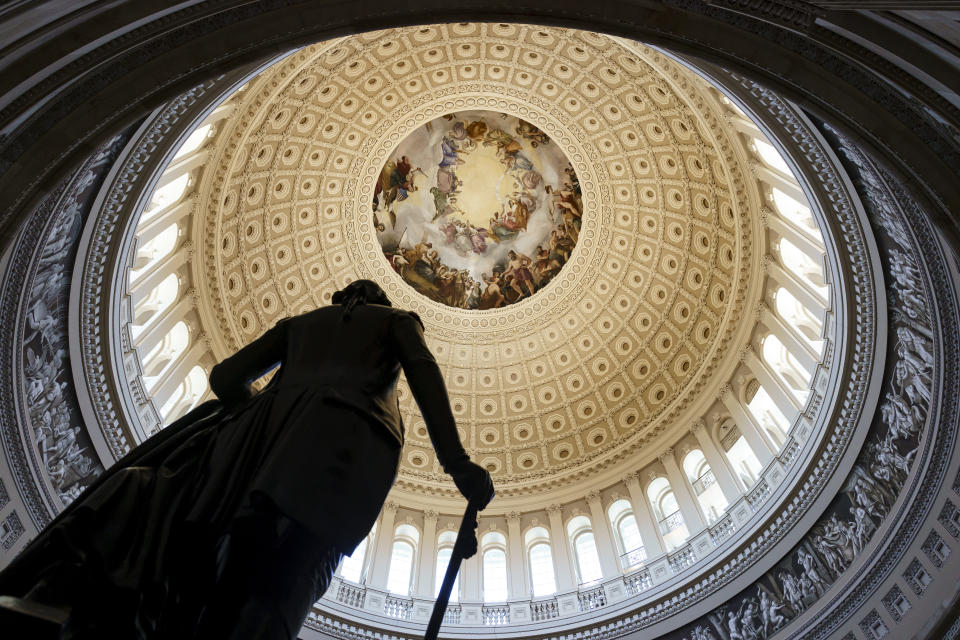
[774,287,823,348]
[647,477,689,552]
[386,524,419,596]
[607,499,645,569]
[566,516,603,584]
[481,531,508,602]
[142,320,190,387]
[132,272,180,333]
[682,450,728,524]
[339,522,376,584]
[771,187,819,235]
[746,383,789,447]
[717,421,764,488]
[762,334,812,403]
[129,223,179,282]
[752,138,792,175]
[778,237,827,296]
[435,530,460,602]
[173,124,213,159]
[159,364,208,422]
[524,527,556,597]
[141,173,190,222]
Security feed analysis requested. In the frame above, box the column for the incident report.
[585,491,619,577]
[370,502,398,588]
[690,420,742,502]
[504,512,528,598]
[659,449,706,533]
[760,304,819,374]
[546,504,575,591]
[743,346,802,419]
[622,472,664,558]
[719,383,776,465]
[414,511,438,598]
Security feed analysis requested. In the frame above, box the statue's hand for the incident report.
[449,460,495,510]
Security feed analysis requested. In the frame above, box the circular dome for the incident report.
[200,26,754,498]
[375,110,580,310]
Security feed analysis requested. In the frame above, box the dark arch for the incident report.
[0,1,957,249]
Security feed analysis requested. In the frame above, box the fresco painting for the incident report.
[375,111,581,309]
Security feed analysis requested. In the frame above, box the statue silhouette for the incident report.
[0,280,494,639]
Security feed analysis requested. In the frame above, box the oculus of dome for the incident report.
[375,110,580,310]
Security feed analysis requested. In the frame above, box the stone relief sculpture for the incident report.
[662,130,933,640]
[17,140,124,504]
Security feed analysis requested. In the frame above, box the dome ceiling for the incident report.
[196,24,757,497]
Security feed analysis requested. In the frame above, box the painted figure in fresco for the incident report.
[430,187,460,221]
[483,127,523,157]
[501,195,533,232]
[489,213,520,242]
[515,120,550,147]
[549,228,574,265]
[480,272,505,309]
[374,156,421,227]
[439,136,466,168]
[470,226,489,254]
[504,250,537,298]
[690,625,716,640]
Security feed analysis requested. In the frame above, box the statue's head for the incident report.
[332,279,392,311]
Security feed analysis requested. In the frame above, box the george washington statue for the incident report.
[0,279,495,639]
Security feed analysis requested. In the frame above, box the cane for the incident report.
[424,499,481,640]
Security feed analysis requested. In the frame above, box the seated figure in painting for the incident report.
[0,280,494,640]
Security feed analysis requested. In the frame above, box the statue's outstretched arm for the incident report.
[391,311,494,508]
[209,318,289,408]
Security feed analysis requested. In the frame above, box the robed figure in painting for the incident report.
[0,280,494,639]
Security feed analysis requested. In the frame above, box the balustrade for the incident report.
[383,595,412,620]
[667,546,696,573]
[336,581,365,608]
[577,585,607,611]
[531,598,559,621]
[623,569,653,596]
[482,605,510,625]
[443,605,461,624]
[658,510,685,536]
[619,545,647,569]
[691,469,716,495]
[709,515,735,545]
[746,478,771,509]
